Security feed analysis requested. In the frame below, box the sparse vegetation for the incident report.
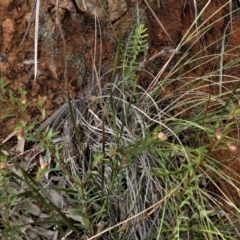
[1,1,240,240]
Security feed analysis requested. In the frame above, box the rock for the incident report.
[2,18,15,51]
[48,0,77,12]
[108,0,127,22]
[2,18,15,35]
[0,0,13,8]
[75,0,127,22]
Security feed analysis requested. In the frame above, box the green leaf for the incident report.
[9,90,15,105]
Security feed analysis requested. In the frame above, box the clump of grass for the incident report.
[60,2,240,238]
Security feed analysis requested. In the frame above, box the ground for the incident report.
[1,0,240,208]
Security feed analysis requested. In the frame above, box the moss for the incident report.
[66,54,86,80]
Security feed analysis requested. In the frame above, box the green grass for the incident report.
[1,1,240,239]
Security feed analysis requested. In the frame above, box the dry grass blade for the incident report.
[143,0,175,45]
[20,0,37,46]
[34,0,40,81]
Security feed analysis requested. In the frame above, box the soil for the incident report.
[1,1,240,206]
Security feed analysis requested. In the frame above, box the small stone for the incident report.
[0,62,9,74]
[2,18,15,34]
[75,0,127,23]
[18,74,30,86]
[2,18,15,51]
[8,52,17,65]
[31,81,41,97]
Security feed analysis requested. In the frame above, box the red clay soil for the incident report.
[1,1,240,201]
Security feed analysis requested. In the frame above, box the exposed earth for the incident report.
[1,0,240,214]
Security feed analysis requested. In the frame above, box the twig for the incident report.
[20,0,37,46]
